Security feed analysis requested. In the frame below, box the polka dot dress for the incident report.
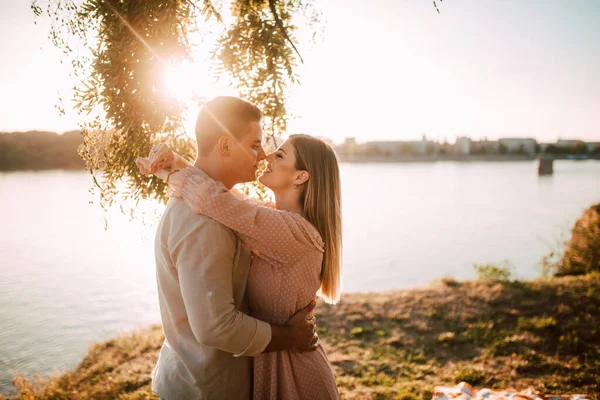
[169,167,339,400]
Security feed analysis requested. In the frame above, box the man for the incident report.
[143,96,318,399]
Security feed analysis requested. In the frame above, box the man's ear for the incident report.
[217,136,231,156]
[294,170,309,186]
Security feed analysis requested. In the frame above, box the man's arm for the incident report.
[173,218,317,356]
[174,219,271,356]
[264,300,319,353]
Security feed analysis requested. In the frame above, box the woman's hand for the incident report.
[135,157,171,181]
[149,143,177,173]
[136,157,152,176]
[136,142,187,181]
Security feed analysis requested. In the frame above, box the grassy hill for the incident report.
[8,274,600,399]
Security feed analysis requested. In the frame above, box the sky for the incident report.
[1,0,599,144]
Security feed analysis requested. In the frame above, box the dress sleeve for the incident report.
[168,168,323,266]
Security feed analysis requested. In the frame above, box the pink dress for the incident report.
[169,167,339,400]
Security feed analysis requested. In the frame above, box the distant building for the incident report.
[556,139,583,148]
[414,135,428,155]
[553,139,590,154]
[471,139,499,155]
[498,138,537,155]
[340,137,358,158]
[335,135,563,159]
[343,136,437,157]
[586,142,600,152]
[539,143,552,152]
[455,137,471,155]
[363,140,402,156]
[437,139,454,155]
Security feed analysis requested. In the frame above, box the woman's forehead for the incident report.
[278,139,294,151]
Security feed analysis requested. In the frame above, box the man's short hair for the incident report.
[195,96,262,156]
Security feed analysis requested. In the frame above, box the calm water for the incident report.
[1,161,599,394]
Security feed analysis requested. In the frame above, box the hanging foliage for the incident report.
[32,0,320,209]
[32,0,441,210]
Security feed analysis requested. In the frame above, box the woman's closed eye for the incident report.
[275,152,283,158]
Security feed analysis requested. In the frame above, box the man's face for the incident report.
[228,121,266,183]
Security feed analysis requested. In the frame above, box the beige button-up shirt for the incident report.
[152,177,272,400]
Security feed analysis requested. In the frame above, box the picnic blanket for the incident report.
[433,382,590,400]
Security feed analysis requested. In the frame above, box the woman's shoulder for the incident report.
[283,211,324,253]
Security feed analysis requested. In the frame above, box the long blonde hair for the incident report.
[290,134,342,304]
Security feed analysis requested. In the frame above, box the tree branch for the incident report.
[268,0,304,64]
[187,0,223,23]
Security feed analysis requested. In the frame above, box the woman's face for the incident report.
[258,139,300,191]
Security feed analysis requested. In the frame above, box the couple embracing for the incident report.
[137,96,342,400]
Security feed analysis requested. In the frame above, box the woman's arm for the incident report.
[229,188,276,209]
[168,168,323,265]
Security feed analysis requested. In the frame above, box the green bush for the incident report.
[558,203,600,276]
[473,262,513,282]
[454,367,486,385]
[517,316,557,331]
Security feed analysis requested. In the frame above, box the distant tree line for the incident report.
[0,131,84,171]
[545,142,596,155]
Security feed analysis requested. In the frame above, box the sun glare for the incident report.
[166,60,237,101]
[165,60,236,138]
[166,62,208,103]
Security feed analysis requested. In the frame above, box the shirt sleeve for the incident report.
[168,168,324,266]
[171,217,271,356]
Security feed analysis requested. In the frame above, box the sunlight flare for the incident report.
[166,62,206,103]
[165,60,237,138]
[165,61,233,104]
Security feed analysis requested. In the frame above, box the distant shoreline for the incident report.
[1,130,598,171]
[338,154,537,163]
[338,154,600,163]
[1,156,599,172]
[0,131,84,171]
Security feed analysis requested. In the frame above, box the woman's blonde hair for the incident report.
[290,134,342,304]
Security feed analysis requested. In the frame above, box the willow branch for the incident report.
[268,0,304,64]
[188,0,223,22]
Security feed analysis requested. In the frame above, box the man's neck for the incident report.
[194,157,236,190]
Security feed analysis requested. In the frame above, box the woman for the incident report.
[139,134,341,399]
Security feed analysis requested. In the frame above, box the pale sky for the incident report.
[1,0,599,144]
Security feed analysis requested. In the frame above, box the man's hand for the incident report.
[287,300,319,352]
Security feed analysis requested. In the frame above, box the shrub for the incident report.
[558,203,600,276]
[454,367,486,385]
[473,262,513,282]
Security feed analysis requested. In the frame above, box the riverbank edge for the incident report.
[5,274,600,400]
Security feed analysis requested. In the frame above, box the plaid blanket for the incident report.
[433,382,590,400]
